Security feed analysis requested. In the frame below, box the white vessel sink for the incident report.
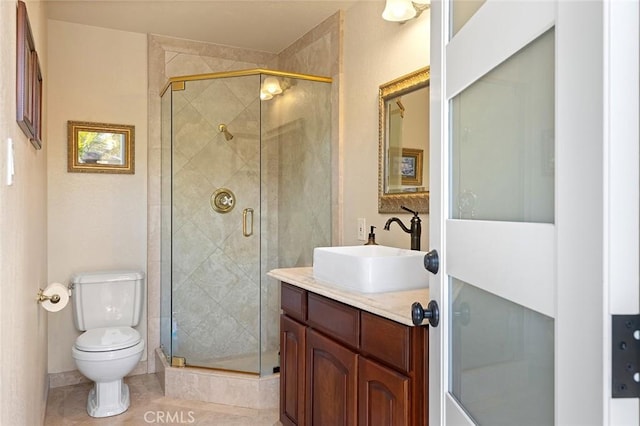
[312,245,429,293]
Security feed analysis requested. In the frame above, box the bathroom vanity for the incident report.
[269,268,429,426]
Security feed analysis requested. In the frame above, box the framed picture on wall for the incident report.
[16,0,42,150]
[30,51,43,149]
[67,121,135,174]
[401,148,423,186]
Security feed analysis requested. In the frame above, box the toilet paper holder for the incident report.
[37,283,71,312]
[37,283,72,304]
[37,288,61,304]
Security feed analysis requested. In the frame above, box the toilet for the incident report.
[70,270,145,418]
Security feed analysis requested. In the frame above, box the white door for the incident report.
[605,2,640,424]
[427,0,639,424]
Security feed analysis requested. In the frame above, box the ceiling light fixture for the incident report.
[382,0,430,23]
[260,89,273,101]
[263,77,283,95]
[260,76,292,101]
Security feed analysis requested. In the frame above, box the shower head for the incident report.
[218,124,234,141]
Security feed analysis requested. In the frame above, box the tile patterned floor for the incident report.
[44,374,281,425]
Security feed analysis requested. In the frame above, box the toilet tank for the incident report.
[71,270,145,331]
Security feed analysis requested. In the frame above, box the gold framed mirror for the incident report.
[378,67,430,213]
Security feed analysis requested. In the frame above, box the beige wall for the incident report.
[46,20,148,374]
[343,2,430,249]
[0,0,49,424]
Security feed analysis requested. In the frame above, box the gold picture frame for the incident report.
[67,121,135,174]
[400,148,423,186]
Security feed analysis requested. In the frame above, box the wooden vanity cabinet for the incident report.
[281,314,307,426]
[280,282,428,426]
[306,328,358,425]
[359,356,409,426]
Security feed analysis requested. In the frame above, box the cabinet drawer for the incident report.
[281,282,307,321]
[307,293,360,348]
[361,311,411,373]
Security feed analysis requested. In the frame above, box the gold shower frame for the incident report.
[160,68,332,96]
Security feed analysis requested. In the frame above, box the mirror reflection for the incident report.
[378,67,430,213]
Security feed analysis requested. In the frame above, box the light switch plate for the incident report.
[6,138,14,186]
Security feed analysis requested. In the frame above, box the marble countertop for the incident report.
[268,267,430,327]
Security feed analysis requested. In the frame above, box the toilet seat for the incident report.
[75,327,141,352]
[73,326,143,362]
[72,340,144,361]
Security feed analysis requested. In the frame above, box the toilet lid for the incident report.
[75,327,141,352]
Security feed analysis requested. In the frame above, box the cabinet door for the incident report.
[281,315,306,426]
[306,329,357,426]
[358,357,409,426]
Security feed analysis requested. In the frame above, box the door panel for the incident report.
[450,279,553,425]
[431,1,560,425]
[431,0,611,424]
[446,1,554,98]
[446,220,554,317]
[450,28,555,224]
[447,19,556,425]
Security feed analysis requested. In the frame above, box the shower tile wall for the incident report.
[262,12,341,357]
[277,10,342,246]
[263,94,332,266]
[147,11,341,374]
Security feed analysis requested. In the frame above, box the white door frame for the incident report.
[429,0,640,424]
[605,0,639,424]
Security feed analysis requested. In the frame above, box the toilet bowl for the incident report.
[72,326,144,418]
[70,270,145,418]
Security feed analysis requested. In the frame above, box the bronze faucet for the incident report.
[383,206,422,251]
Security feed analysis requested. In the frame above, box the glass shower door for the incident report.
[170,74,263,374]
[160,70,332,377]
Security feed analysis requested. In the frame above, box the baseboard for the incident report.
[41,374,50,424]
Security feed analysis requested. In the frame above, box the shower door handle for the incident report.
[243,208,254,237]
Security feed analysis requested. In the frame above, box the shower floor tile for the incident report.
[44,373,281,425]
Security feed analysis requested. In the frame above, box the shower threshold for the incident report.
[155,348,279,409]
[168,350,279,377]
